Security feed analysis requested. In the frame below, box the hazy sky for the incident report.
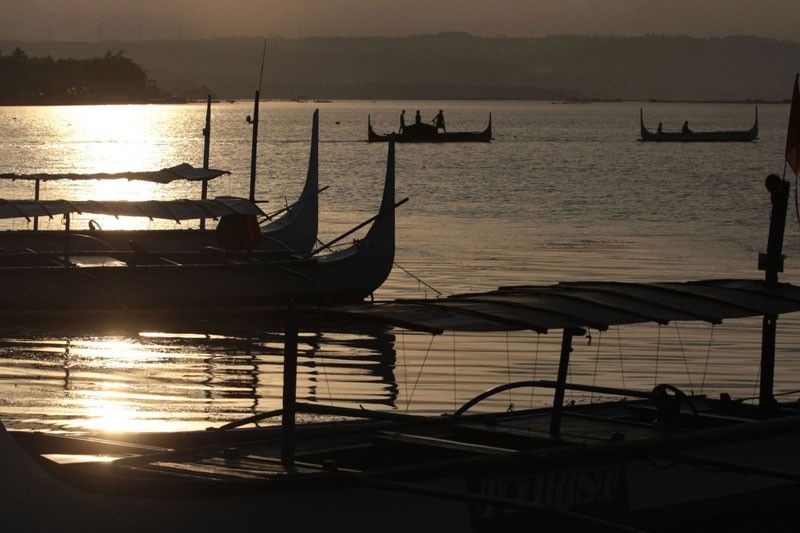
[1,0,798,41]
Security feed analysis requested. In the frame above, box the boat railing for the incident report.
[451,379,652,418]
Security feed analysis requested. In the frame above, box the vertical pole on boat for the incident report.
[758,174,789,413]
[550,328,584,436]
[249,39,267,203]
[249,89,260,202]
[281,300,298,466]
[200,94,211,230]
[33,178,40,231]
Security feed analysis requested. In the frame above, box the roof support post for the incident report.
[281,300,298,467]
[550,328,585,436]
[62,212,70,264]
[758,175,789,413]
[200,95,211,230]
[33,178,40,231]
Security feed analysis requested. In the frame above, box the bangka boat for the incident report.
[0,110,323,255]
[640,107,759,142]
[368,114,492,143]
[0,139,399,313]
[0,174,798,532]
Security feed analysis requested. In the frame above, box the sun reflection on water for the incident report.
[1,104,198,231]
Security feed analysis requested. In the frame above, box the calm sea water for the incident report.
[1,100,799,433]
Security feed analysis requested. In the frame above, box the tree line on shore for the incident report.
[0,48,161,104]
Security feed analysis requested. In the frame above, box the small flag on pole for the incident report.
[787,74,800,177]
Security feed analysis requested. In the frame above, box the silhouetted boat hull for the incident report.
[640,108,758,142]
[1,173,799,532]
[0,141,397,313]
[0,112,322,256]
[368,114,492,143]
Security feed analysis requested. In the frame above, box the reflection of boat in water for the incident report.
[640,107,759,142]
[0,140,401,313]
[0,111,323,256]
[0,325,399,433]
[368,114,492,143]
[3,175,800,531]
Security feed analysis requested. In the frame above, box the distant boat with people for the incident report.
[640,107,758,142]
[368,110,492,143]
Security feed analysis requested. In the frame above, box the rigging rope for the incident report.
[616,327,627,391]
[404,334,436,412]
[320,333,334,407]
[453,332,457,413]
[673,322,695,394]
[505,331,513,410]
[590,330,603,403]
[529,333,541,409]
[751,361,761,404]
[393,260,442,298]
[790,163,799,230]
[700,324,716,393]
[399,330,408,408]
[654,324,662,386]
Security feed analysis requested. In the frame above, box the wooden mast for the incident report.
[758,174,790,412]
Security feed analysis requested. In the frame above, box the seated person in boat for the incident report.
[414,110,422,125]
[400,110,406,133]
[682,121,691,133]
[432,109,446,133]
[657,122,663,134]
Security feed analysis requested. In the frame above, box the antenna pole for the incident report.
[249,39,267,203]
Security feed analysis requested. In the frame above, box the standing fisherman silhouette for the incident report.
[399,110,406,133]
[657,122,663,134]
[415,110,422,125]
[682,121,691,134]
[432,109,446,133]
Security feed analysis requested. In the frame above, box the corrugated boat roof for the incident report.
[0,163,230,184]
[315,280,800,334]
[0,197,264,222]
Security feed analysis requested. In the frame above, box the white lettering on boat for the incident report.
[476,464,621,515]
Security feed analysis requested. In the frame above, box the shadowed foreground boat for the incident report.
[1,175,799,532]
[0,110,323,256]
[640,107,758,142]
[368,114,492,143]
[0,140,400,313]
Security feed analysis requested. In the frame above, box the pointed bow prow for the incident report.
[303,109,319,197]
[381,137,396,212]
[362,137,397,247]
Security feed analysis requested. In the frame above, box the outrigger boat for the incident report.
[0,140,400,313]
[368,114,492,143]
[1,174,798,532]
[640,107,759,142]
[0,110,323,256]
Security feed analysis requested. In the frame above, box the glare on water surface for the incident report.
[0,100,798,433]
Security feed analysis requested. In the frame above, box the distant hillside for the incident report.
[1,34,798,101]
[0,48,161,105]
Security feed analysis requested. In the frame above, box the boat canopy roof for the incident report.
[314,280,800,334]
[0,163,230,184]
[0,197,264,222]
